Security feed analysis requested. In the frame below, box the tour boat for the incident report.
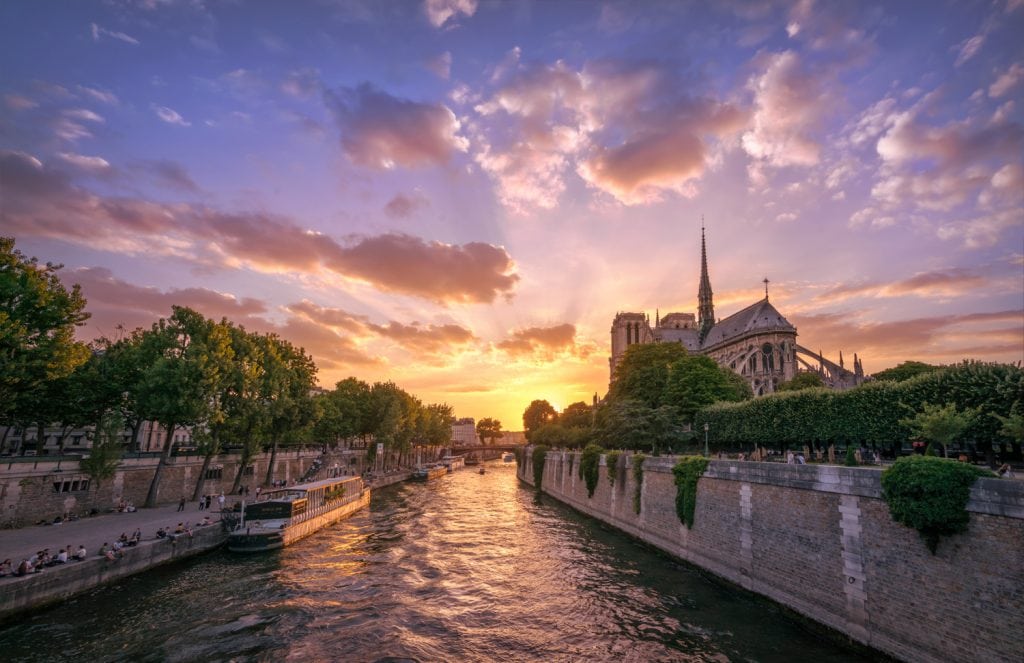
[412,465,447,481]
[502,452,515,463]
[478,466,486,475]
[227,476,369,553]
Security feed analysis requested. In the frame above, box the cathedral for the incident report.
[609,229,865,396]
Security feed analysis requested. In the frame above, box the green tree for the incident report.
[1,238,91,443]
[79,411,124,489]
[663,354,749,423]
[523,399,557,441]
[476,417,503,445]
[136,307,232,507]
[902,402,977,458]
[609,342,689,408]
[531,423,572,447]
[559,401,593,429]
[775,371,825,392]
[261,334,318,487]
[314,377,372,446]
[992,401,1023,462]
[596,398,687,454]
[873,361,942,382]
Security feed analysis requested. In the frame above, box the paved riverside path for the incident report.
[0,500,222,568]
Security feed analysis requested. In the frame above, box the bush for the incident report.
[606,450,622,487]
[580,443,602,498]
[880,456,991,553]
[925,443,938,457]
[845,446,858,466]
[632,453,646,514]
[672,457,709,528]
[531,445,549,491]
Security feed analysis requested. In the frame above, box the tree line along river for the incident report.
[0,464,871,662]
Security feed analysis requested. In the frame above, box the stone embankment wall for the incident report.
[0,524,226,622]
[0,449,343,524]
[519,451,1024,663]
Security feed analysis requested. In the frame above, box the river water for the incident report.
[0,463,869,662]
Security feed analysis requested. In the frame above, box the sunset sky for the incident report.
[2,0,1022,428]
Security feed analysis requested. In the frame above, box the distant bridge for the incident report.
[451,444,523,455]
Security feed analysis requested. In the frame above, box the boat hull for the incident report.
[228,489,371,553]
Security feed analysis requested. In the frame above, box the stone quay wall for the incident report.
[519,450,1024,663]
[0,449,332,525]
[0,524,226,622]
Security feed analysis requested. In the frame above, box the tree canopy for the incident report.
[873,361,942,382]
[523,399,557,440]
[476,417,503,444]
[1,237,90,424]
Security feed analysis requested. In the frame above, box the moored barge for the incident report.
[228,476,369,552]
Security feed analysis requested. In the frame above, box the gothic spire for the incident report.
[698,220,715,344]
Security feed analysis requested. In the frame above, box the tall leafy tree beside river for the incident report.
[1,237,90,440]
[137,307,232,507]
[523,399,557,441]
[262,334,318,487]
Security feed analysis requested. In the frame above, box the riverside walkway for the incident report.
[0,500,221,569]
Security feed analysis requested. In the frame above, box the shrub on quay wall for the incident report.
[880,456,992,554]
[632,453,646,514]
[672,457,709,528]
[531,445,549,491]
[580,443,602,497]
[845,446,858,466]
[605,450,622,487]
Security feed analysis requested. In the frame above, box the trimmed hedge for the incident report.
[880,456,992,553]
[695,362,1022,452]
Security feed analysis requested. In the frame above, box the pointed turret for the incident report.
[839,350,845,368]
[697,223,715,344]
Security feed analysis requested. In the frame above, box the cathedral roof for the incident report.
[700,297,796,349]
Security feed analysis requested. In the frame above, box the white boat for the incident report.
[227,476,369,553]
[502,452,515,463]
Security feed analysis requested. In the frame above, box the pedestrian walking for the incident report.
[218,493,225,511]
[177,496,186,512]
[198,495,205,511]
[205,494,212,510]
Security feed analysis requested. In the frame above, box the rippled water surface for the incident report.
[0,464,869,662]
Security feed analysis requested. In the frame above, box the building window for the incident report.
[52,479,90,493]
[205,467,223,480]
[762,343,774,372]
[243,466,255,476]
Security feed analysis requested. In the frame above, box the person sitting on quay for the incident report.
[125,501,136,513]
[104,548,118,562]
[15,558,34,576]
[129,528,142,546]
[0,558,12,577]
[74,545,87,560]
[98,542,110,557]
[156,526,167,539]
[55,547,68,564]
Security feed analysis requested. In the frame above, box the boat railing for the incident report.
[287,486,365,526]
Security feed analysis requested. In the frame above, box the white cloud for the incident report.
[90,22,140,45]
[153,105,191,127]
[424,0,477,28]
[77,85,119,105]
[989,62,1024,98]
[741,51,827,170]
[954,34,985,67]
[63,108,105,123]
[426,51,453,80]
[56,152,112,172]
[4,94,37,110]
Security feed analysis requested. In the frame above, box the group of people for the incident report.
[155,516,213,542]
[785,451,807,465]
[197,493,226,512]
[1,545,89,577]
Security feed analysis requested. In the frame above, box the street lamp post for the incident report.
[704,423,709,458]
